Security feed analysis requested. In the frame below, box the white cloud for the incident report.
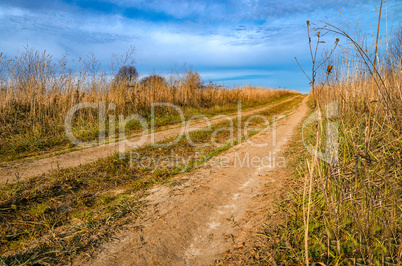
[0,6,26,18]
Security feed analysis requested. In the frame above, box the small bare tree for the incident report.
[115,65,139,85]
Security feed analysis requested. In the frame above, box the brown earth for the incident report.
[74,97,309,265]
[0,97,298,184]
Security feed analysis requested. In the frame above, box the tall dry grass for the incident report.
[305,64,402,265]
[0,47,296,162]
[297,16,402,265]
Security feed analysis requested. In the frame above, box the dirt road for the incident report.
[75,97,309,265]
[0,97,297,184]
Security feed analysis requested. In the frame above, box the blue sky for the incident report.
[0,0,401,93]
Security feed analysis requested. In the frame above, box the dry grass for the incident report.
[300,65,402,265]
[252,20,402,266]
[0,47,297,162]
[300,20,402,265]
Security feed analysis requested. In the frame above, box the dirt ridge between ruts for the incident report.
[74,97,309,265]
[0,97,298,184]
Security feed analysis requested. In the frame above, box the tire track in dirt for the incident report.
[0,97,298,184]
[74,97,309,265]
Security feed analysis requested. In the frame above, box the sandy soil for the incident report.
[74,97,309,265]
[0,97,297,184]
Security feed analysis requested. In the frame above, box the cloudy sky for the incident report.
[0,0,401,93]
